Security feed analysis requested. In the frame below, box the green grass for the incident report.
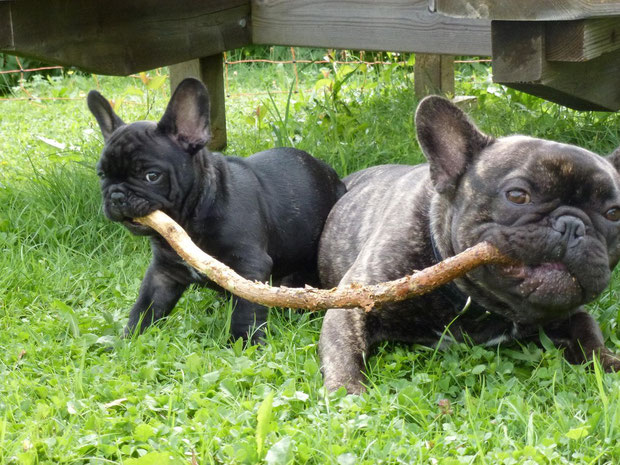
[0,49,619,464]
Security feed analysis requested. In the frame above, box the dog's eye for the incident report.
[605,207,620,221]
[505,189,531,205]
[145,172,161,183]
[96,171,106,180]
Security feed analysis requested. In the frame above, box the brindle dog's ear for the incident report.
[87,91,125,142]
[415,96,494,195]
[158,78,211,155]
[607,147,620,172]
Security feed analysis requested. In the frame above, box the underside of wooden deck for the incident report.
[3,0,620,147]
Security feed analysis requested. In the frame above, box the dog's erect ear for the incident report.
[157,78,211,155]
[87,91,125,142]
[607,147,620,173]
[415,96,493,195]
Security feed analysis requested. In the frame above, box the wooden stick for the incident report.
[135,210,514,312]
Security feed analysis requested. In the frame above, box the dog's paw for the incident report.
[600,350,620,373]
[121,325,136,340]
[230,319,267,345]
[324,375,366,395]
[250,332,267,346]
[229,328,266,349]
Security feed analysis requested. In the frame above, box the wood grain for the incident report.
[0,0,251,75]
[135,210,513,312]
[414,54,454,98]
[546,18,620,62]
[493,21,620,111]
[435,0,620,21]
[251,0,491,56]
[0,3,12,50]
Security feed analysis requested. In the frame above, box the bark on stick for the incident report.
[135,210,514,312]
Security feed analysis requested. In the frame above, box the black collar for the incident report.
[429,232,489,317]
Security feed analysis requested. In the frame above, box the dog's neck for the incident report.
[180,149,225,222]
[429,230,489,317]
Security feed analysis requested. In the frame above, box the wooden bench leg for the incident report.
[169,53,227,151]
[414,54,454,99]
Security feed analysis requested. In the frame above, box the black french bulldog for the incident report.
[318,96,620,393]
[87,78,345,342]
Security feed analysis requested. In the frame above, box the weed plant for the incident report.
[0,49,619,464]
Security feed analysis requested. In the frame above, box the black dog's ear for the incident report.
[157,78,211,155]
[607,147,620,172]
[415,96,494,195]
[87,90,125,142]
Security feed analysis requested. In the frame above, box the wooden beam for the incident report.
[414,54,454,98]
[0,0,251,75]
[251,0,491,56]
[434,0,620,21]
[169,55,228,151]
[0,3,12,50]
[546,18,620,62]
[492,21,620,111]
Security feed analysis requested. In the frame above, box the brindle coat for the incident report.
[318,96,620,393]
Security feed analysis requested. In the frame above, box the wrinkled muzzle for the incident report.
[102,185,160,236]
[474,213,611,323]
[103,186,155,222]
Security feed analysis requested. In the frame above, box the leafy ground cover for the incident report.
[0,49,620,464]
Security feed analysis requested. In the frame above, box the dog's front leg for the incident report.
[225,251,274,343]
[543,310,620,371]
[230,297,269,344]
[124,263,187,337]
[319,307,370,394]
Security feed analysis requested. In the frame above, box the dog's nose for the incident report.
[552,215,585,246]
[110,191,127,206]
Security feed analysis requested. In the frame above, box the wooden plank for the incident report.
[251,0,491,56]
[546,18,620,62]
[0,0,251,75]
[435,0,620,21]
[169,55,228,151]
[0,3,13,49]
[414,54,454,98]
[492,21,620,111]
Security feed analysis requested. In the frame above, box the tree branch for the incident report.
[135,210,514,312]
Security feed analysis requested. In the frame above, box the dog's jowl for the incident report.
[88,78,345,342]
[318,96,620,393]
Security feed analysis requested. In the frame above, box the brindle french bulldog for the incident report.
[318,96,620,393]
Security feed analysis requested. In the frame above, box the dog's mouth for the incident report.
[102,200,157,236]
[500,261,568,279]
[122,218,154,236]
[495,261,583,309]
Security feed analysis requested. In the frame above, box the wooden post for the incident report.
[169,53,227,151]
[414,54,454,99]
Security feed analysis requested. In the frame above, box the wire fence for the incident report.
[0,50,491,102]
